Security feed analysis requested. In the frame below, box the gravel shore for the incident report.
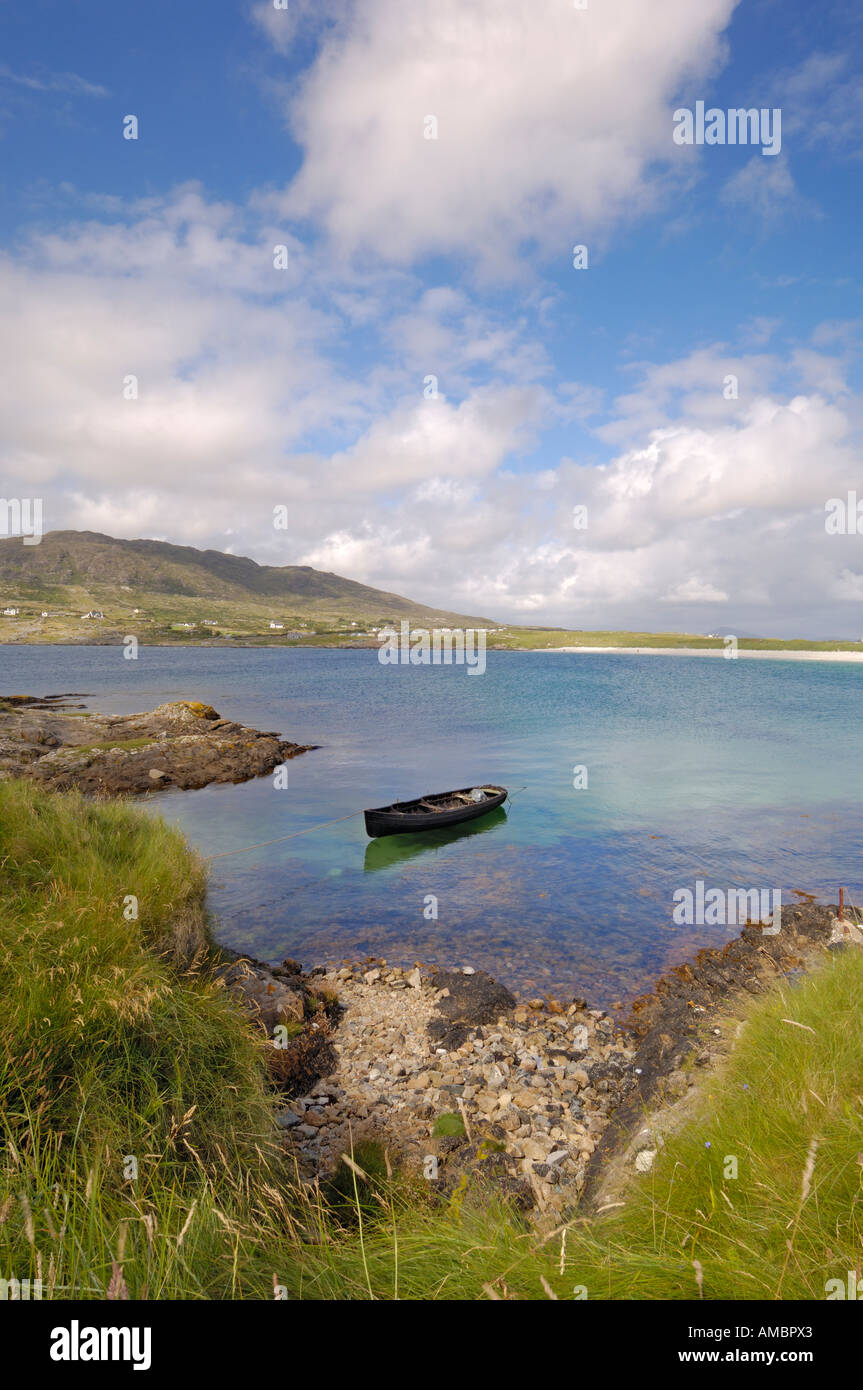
[272,960,638,1224]
[220,902,862,1226]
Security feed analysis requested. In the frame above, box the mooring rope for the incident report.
[204,809,363,861]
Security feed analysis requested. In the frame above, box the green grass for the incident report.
[1,779,861,1300]
[0,580,477,646]
[491,627,863,653]
[72,737,157,753]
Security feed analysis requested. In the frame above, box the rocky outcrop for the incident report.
[0,694,317,794]
[582,900,860,1206]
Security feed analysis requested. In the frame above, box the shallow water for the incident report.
[3,645,861,1004]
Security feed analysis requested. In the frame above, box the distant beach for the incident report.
[539,646,863,663]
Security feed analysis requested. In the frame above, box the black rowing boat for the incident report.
[363,785,507,838]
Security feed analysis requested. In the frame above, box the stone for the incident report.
[520,1138,549,1163]
[633,1127,657,1154]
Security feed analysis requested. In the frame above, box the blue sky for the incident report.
[1,0,861,634]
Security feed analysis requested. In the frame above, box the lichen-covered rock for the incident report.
[0,694,317,793]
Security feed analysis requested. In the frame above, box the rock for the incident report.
[427,969,516,1050]
[1,696,318,795]
[632,1127,657,1154]
[261,955,639,1224]
[520,1138,549,1163]
[635,1149,657,1173]
[829,915,863,946]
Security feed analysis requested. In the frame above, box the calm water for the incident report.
[3,645,861,1005]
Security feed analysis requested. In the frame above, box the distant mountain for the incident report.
[0,530,496,631]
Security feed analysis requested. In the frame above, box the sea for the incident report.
[3,644,860,1005]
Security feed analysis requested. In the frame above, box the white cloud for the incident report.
[2,187,863,637]
[721,156,815,225]
[662,576,728,603]
[771,50,863,159]
[268,0,738,274]
[0,65,109,98]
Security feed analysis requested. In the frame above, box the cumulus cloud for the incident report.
[1,187,861,636]
[265,0,737,274]
[2,0,862,641]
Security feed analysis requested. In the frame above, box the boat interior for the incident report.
[383,786,503,815]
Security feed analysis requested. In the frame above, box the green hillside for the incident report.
[0,531,497,645]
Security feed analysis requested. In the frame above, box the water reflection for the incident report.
[363,805,508,873]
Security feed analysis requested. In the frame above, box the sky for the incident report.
[0,0,861,636]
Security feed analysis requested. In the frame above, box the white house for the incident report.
[269,621,284,630]
[82,610,104,620]
[202,619,218,626]
[3,606,19,616]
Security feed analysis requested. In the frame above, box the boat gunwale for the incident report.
[363,785,508,838]
[366,784,507,816]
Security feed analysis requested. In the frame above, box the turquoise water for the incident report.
[3,645,861,1004]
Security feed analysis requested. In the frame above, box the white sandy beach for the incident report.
[539,646,863,663]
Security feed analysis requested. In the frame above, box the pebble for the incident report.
[277,959,638,1223]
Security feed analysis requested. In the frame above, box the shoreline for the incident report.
[5,773,863,1290]
[4,693,861,1219]
[536,645,863,662]
[4,637,863,662]
[230,897,862,1222]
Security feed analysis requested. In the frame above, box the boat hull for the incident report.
[364,785,507,838]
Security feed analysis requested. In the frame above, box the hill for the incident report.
[0,531,496,644]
